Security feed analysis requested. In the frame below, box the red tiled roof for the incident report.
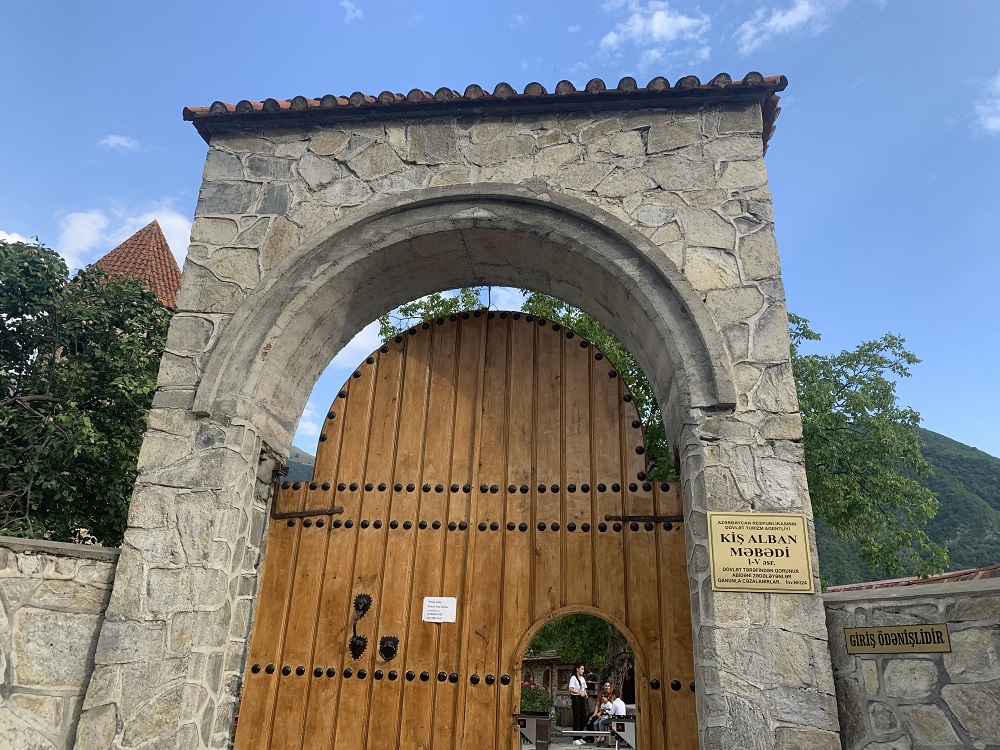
[827,563,1000,593]
[184,73,787,153]
[91,220,182,309]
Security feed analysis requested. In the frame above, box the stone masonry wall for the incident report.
[825,579,1000,749]
[0,536,118,749]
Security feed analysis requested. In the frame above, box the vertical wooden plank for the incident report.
[233,520,299,750]
[590,346,625,622]
[657,483,697,749]
[269,518,332,747]
[497,313,534,745]
[622,391,654,518]
[430,314,485,750]
[532,318,561,620]
[311,383,348,482]
[617,383,661,750]
[625,524,664,750]
[459,313,508,750]
[299,524,357,750]
[396,318,458,748]
[367,327,432,749]
[330,355,380,524]
[311,355,378,750]
[331,343,405,750]
[562,329,592,608]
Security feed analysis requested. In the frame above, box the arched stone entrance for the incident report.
[75,76,841,749]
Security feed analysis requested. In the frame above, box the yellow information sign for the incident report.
[845,625,951,654]
[708,512,814,593]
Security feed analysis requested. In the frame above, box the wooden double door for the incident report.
[234,311,697,749]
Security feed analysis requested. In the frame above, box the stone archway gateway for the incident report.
[234,312,696,748]
[74,74,842,749]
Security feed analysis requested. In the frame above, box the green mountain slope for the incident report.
[816,428,1000,584]
[285,446,316,482]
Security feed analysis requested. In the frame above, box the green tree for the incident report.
[790,315,947,577]
[0,239,171,545]
[527,615,611,667]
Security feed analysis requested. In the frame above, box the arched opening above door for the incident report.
[191,187,738,456]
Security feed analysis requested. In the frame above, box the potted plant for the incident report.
[520,679,553,716]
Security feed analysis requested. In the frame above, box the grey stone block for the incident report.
[883,659,938,699]
[12,608,102,689]
[258,183,291,215]
[202,149,242,182]
[898,704,960,746]
[197,182,259,214]
[245,154,295,181]
[942,679,1000,743]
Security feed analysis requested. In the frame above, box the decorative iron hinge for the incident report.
[271,506,344,520]
[604,514,684,523]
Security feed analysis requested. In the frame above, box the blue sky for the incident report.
[3,1,998,457]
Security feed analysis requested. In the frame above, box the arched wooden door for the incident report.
[234,311,697,749]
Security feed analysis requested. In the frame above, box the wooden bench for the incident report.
[557,729,619,747]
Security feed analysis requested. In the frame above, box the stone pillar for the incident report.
[74,413,273,748]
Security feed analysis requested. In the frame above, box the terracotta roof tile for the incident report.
[184,73,787,152]
[826,563,1000,592]
[90,220,182,309]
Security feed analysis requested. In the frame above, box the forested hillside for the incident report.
[816,429,1000,584]
[285,446,315,482]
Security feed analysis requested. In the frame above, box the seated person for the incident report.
[594,690,624,746]
[580,682,613,744]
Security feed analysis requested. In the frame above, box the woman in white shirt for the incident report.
[568,664,588,732]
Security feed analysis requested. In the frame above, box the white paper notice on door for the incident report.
[422,597,457,623]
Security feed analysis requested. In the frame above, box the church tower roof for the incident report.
[91,220,182,309]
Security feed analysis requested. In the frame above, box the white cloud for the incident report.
[975,71,1000,134]
[0,230,29,243]
[98,134,141,152]
[734,0,842,55]
[296,402,322,441]
[58,210,109,270]
[55,201,191,272]
[511,13,527,27]
[599,2,711,70]
[567,24,582,33]
[600,2,710,50]
[339,0,362,22]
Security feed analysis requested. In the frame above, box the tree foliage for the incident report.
[0,239,171,545]
[527,615,611,666]
[790,315,947,577]
[526,615,631,691]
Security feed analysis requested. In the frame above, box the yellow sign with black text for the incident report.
[845,625,951,654]
[708,512,814,593]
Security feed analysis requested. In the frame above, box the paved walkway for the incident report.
[523,726,616,748]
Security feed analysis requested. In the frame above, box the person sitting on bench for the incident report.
[594,690,627,747]
[579,681,613,744]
